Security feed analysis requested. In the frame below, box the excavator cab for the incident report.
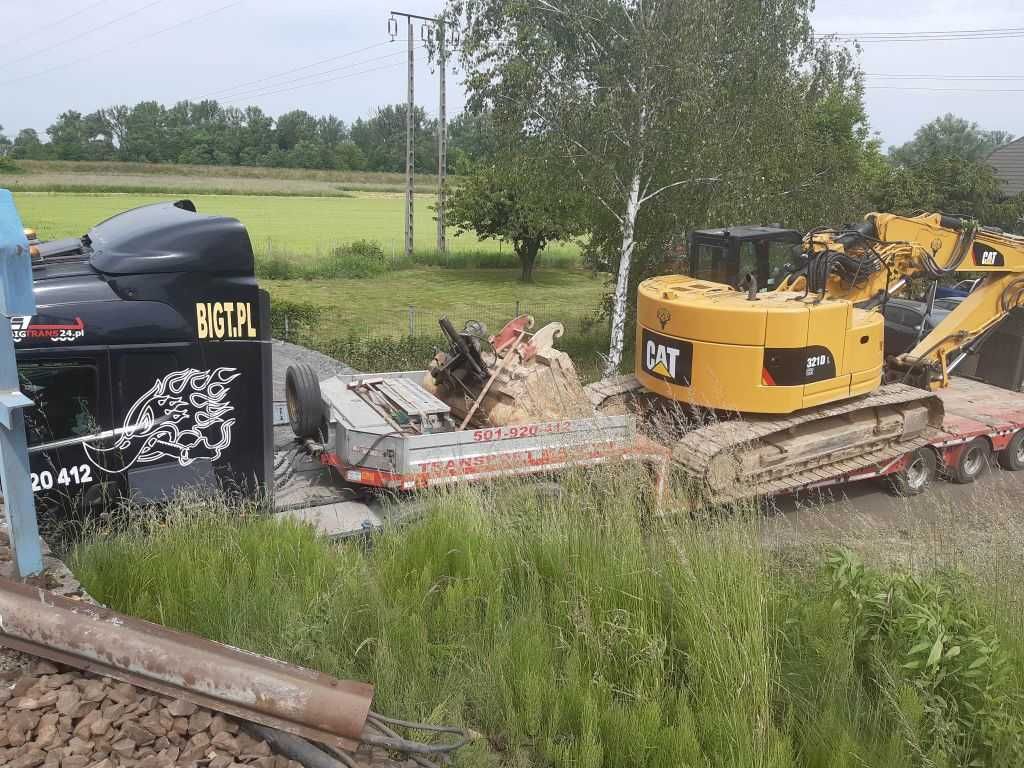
[688,226,803,291]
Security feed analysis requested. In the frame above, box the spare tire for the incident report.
[285,364,325,439]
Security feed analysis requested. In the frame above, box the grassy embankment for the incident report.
[11,186,603,373]
[72,470,1024,767]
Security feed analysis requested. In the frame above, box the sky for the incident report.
[2,0,1024,149]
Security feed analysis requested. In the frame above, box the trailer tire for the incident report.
[887,448,937,497]
[948,438,991,484]
[285,364,325,439]
[998,430,1024,471]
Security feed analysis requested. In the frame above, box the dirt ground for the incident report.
[762,460,1024,573]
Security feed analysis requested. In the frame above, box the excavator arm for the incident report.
[795,212,1024,389]
[899,271,1024,388]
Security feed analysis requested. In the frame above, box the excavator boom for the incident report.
[793,212,1024,389]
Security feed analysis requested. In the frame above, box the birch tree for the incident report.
[453,0,709,374]
[452,0,862,376]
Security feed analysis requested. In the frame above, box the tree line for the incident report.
[0,102,489,172]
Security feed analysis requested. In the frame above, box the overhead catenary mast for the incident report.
[389,9,449,258]
[436,21,447,255]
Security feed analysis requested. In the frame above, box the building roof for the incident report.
[987,136,1024,197]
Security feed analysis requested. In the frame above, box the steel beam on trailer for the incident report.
[0,578,375,751]
[0,188,42,578]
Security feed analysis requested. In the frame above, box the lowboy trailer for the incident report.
[275,367,1024,523]
[788,377,1024,497]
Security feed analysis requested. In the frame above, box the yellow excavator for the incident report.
[594,212,1024,501]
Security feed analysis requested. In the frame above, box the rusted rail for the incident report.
[0,578,373,750]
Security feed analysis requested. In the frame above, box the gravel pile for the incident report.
[0,659,303,768]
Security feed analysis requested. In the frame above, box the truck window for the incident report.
[18,363,99,447]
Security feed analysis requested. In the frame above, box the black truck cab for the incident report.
[13,200,272,516]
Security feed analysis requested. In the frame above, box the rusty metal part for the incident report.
[0,578,373,751]
[459,327,529,430]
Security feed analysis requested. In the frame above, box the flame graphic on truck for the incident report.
[85,368,240,471]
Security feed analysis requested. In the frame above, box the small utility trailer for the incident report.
[283,366,669,500]
[795,377,1024,497]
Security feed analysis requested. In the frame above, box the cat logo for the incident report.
[973,243,1004,267]
[641,328,693,386]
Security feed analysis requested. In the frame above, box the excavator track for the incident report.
[587,377,945,505]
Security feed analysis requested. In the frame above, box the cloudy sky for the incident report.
[2,0,1024,149]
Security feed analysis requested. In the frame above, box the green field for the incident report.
[12,191,579,263]
[0,159,437,195]
[8,171,600,372]
[267,267,606,334]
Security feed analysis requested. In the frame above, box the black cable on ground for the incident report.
[362,711,470,755]
[241,722,352,768]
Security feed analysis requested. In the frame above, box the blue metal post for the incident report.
[0,189,42,578]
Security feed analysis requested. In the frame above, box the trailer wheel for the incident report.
[285,364,325,439]
[998,430,1024,471]
[948,438,991,484]
[887,448,937,497]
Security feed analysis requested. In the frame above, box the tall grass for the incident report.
[71,469,1024,767]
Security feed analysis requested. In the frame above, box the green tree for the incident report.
[116,101,168,162]
[350,104,436,173]
[446,145,584,282]
[890,114,1013,166]
[447,110,496,173]
[10,129,49,160]
[453,0,865,374]
[871,115,1023,230]
[0,125,11,157]
[334,141,366,171]
[276,110,319,151]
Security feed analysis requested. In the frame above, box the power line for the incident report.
[0,1,244,87]
[816,27,1024,43]
[203,40,394,100]
[214,47,412,104]
[0,0,163,69]
[30,0,112,37]
[865,85,1024,93]
[866,73,1024,81]
[219,59,416,104]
